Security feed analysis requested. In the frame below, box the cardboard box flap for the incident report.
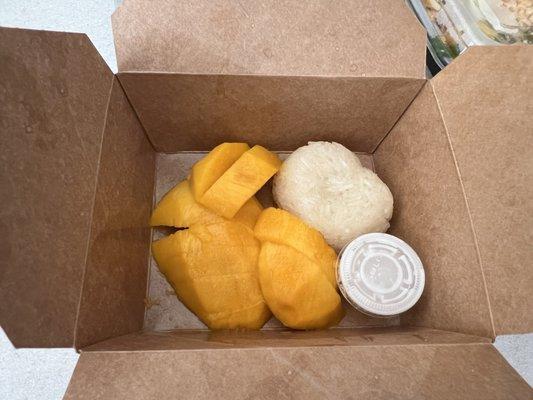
[0,27,114,347]
[72,77,155,349]
[374,46,532,338]
[429,46,533,335]
[65,341,530,399]
[113,0,426,154]
[112,0,426,78]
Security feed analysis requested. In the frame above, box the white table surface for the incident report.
[0,1,531,398]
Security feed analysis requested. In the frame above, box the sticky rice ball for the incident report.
[273,142,393,251]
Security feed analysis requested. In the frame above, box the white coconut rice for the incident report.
[273,142,393,250]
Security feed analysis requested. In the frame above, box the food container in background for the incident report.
[408,0,533,69]
[337,233,425,317]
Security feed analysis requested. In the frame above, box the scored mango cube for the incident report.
[199,145,282,219]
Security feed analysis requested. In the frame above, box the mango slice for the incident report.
[258,242,344,329]
[199,145,282,219]
[190,142,250,201]
[254,208,337,287]
[152,221,271,330]
[150,180,221,227]
[233,196,263,230]
[150,180,262,230]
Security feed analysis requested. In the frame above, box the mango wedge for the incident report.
[199,145,282,219]
[150,180,262,230]
[150,180,221,227]
[258,242,344,329]
[254,208,337,287]
[190,142,250,200]
[234,196,263,230]
[152,221,271,330]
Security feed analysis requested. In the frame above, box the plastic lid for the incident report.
[337,233,425,317]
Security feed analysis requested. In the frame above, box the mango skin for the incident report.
[258,242,344,330]
[190,142,250,201]
[150,180,262,230]
[199,145,282,219]
[151,221,271,330]
[254,208,337,287]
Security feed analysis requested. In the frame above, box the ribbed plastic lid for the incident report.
[337,233,425,317]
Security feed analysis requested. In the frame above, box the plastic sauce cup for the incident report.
[336,233,425,317]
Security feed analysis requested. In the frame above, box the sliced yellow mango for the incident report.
[151,221,271,330]
[233,196,263,230]
[150,180,222,227]
[150,180,262,230]
[190,142,250,201]
[254,208,337,287]
[199,145,282,219]
[206,302,271,330]
[258,242,344,330]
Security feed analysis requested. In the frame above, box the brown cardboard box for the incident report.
[0,1,531,398]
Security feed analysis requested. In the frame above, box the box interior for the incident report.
[111,45,533,345]
[146,151,400,332]
[2,14,531,361]
[104,0,438,342]
[117,73,426,154]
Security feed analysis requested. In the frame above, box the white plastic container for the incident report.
[337,233,425,317]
